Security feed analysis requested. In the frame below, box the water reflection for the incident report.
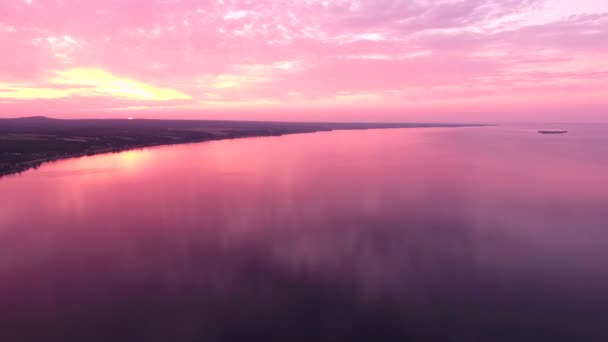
[1,126,608,341]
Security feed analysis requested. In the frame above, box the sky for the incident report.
[0,0,607,122]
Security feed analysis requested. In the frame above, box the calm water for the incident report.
[1,125,608,341]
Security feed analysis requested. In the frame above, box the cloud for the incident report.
[0,68,191,103]
[0,0,606,120]
[53,68,191,101]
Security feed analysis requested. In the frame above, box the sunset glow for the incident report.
[1,0,607,121]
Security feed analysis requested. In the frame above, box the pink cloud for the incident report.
[0,0,606,121]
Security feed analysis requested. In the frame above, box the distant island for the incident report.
[0,116,487,177]
[538,130,568,135]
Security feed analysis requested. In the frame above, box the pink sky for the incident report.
[0,0,607,122]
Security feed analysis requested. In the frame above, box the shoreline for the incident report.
[0,130,297,179]
[1,121,489,179]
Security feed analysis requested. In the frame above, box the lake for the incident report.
[1,125,607,341]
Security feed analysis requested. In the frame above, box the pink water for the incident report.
[1,126,607,340]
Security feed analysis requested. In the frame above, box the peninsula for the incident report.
[0,116,484,177]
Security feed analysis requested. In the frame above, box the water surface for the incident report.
[1,126,607,341]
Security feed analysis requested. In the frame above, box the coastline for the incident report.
[0,119,489,179]
[0,130,297,179]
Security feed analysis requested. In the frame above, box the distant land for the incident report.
[538,130,568,135]
[0,116,487,177]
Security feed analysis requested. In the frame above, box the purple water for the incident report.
[1,125,607,341]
